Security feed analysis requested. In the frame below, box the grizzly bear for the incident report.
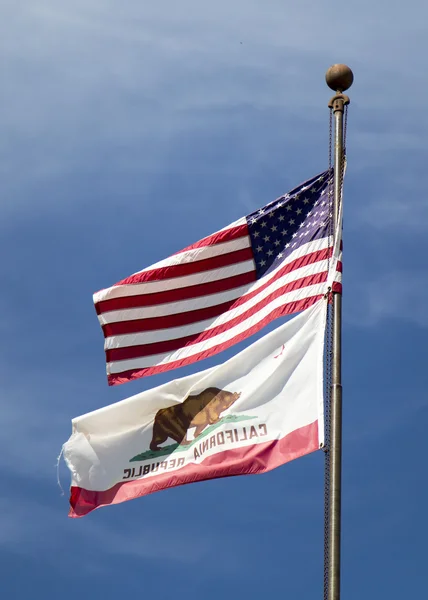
[149,387,241,452]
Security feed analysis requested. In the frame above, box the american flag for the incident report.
[94,169,342,385]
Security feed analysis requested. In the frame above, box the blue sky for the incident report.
[1,1,428,597]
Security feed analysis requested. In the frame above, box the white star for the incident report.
[263,235,270,242]
[294,193,300,200]
[286,204,292,211]
[274,240,281,246]
[299,222,305,228]
[292,242,297,247]
[277,252,283,259]
[259,259,266,267]
[301,185,309,191]
[306,211,312,217]
[281,229,288,235]
[300,232,305,237]
[296,208,302,215]
[256,245,263,252]
[269,211,276,218]
[276,201,284,208]
[271,225,277,232]
[258,209,265,215]
[267,250,274,257]
[310,187,316,193]
[289,219,295,225]
[253,231,260,238]
[261,221,267,228]
[303,197,310,204]
[250,217,257,224]
[292,232,298,238]
[278,214,285,222]
[285,243,290,248]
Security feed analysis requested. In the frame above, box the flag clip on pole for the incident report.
[325,64,353,600]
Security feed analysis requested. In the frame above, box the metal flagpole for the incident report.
[325,64,353,600]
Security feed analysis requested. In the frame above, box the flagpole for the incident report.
[325,64,353,600]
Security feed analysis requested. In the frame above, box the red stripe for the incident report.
[115,246,253,287]
[96,245,335,316]
[171,223,249,254]
[113,225,250,286]
[68,421,319,517]
[103,264,341,337]
[103,298,241,336]
[107,293,327,384]
[95,270,257,315]
[106,272,329,362]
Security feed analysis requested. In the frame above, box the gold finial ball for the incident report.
[325,64,354,92]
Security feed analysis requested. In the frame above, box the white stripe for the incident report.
[94,218,248,301]
[96,235,333,309]
[215,216,247,233]
[107,281,330,374]
[100,244,341,325]
[132,232,250,275]
[99,284,251,324]
[104,255,342,349]
[102,257,330,342]
[94,259,255,303]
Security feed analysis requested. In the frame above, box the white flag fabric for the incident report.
[64,299,326,518]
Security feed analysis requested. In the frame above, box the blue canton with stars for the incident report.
[246,169,334,278]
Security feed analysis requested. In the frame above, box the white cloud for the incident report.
[2,0,428,208]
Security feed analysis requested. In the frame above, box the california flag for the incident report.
[64,299,326,517]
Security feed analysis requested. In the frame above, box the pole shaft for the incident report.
[328,101,344,600]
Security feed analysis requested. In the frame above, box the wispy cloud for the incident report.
[1,3,428,600]
[2,0,428,218]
